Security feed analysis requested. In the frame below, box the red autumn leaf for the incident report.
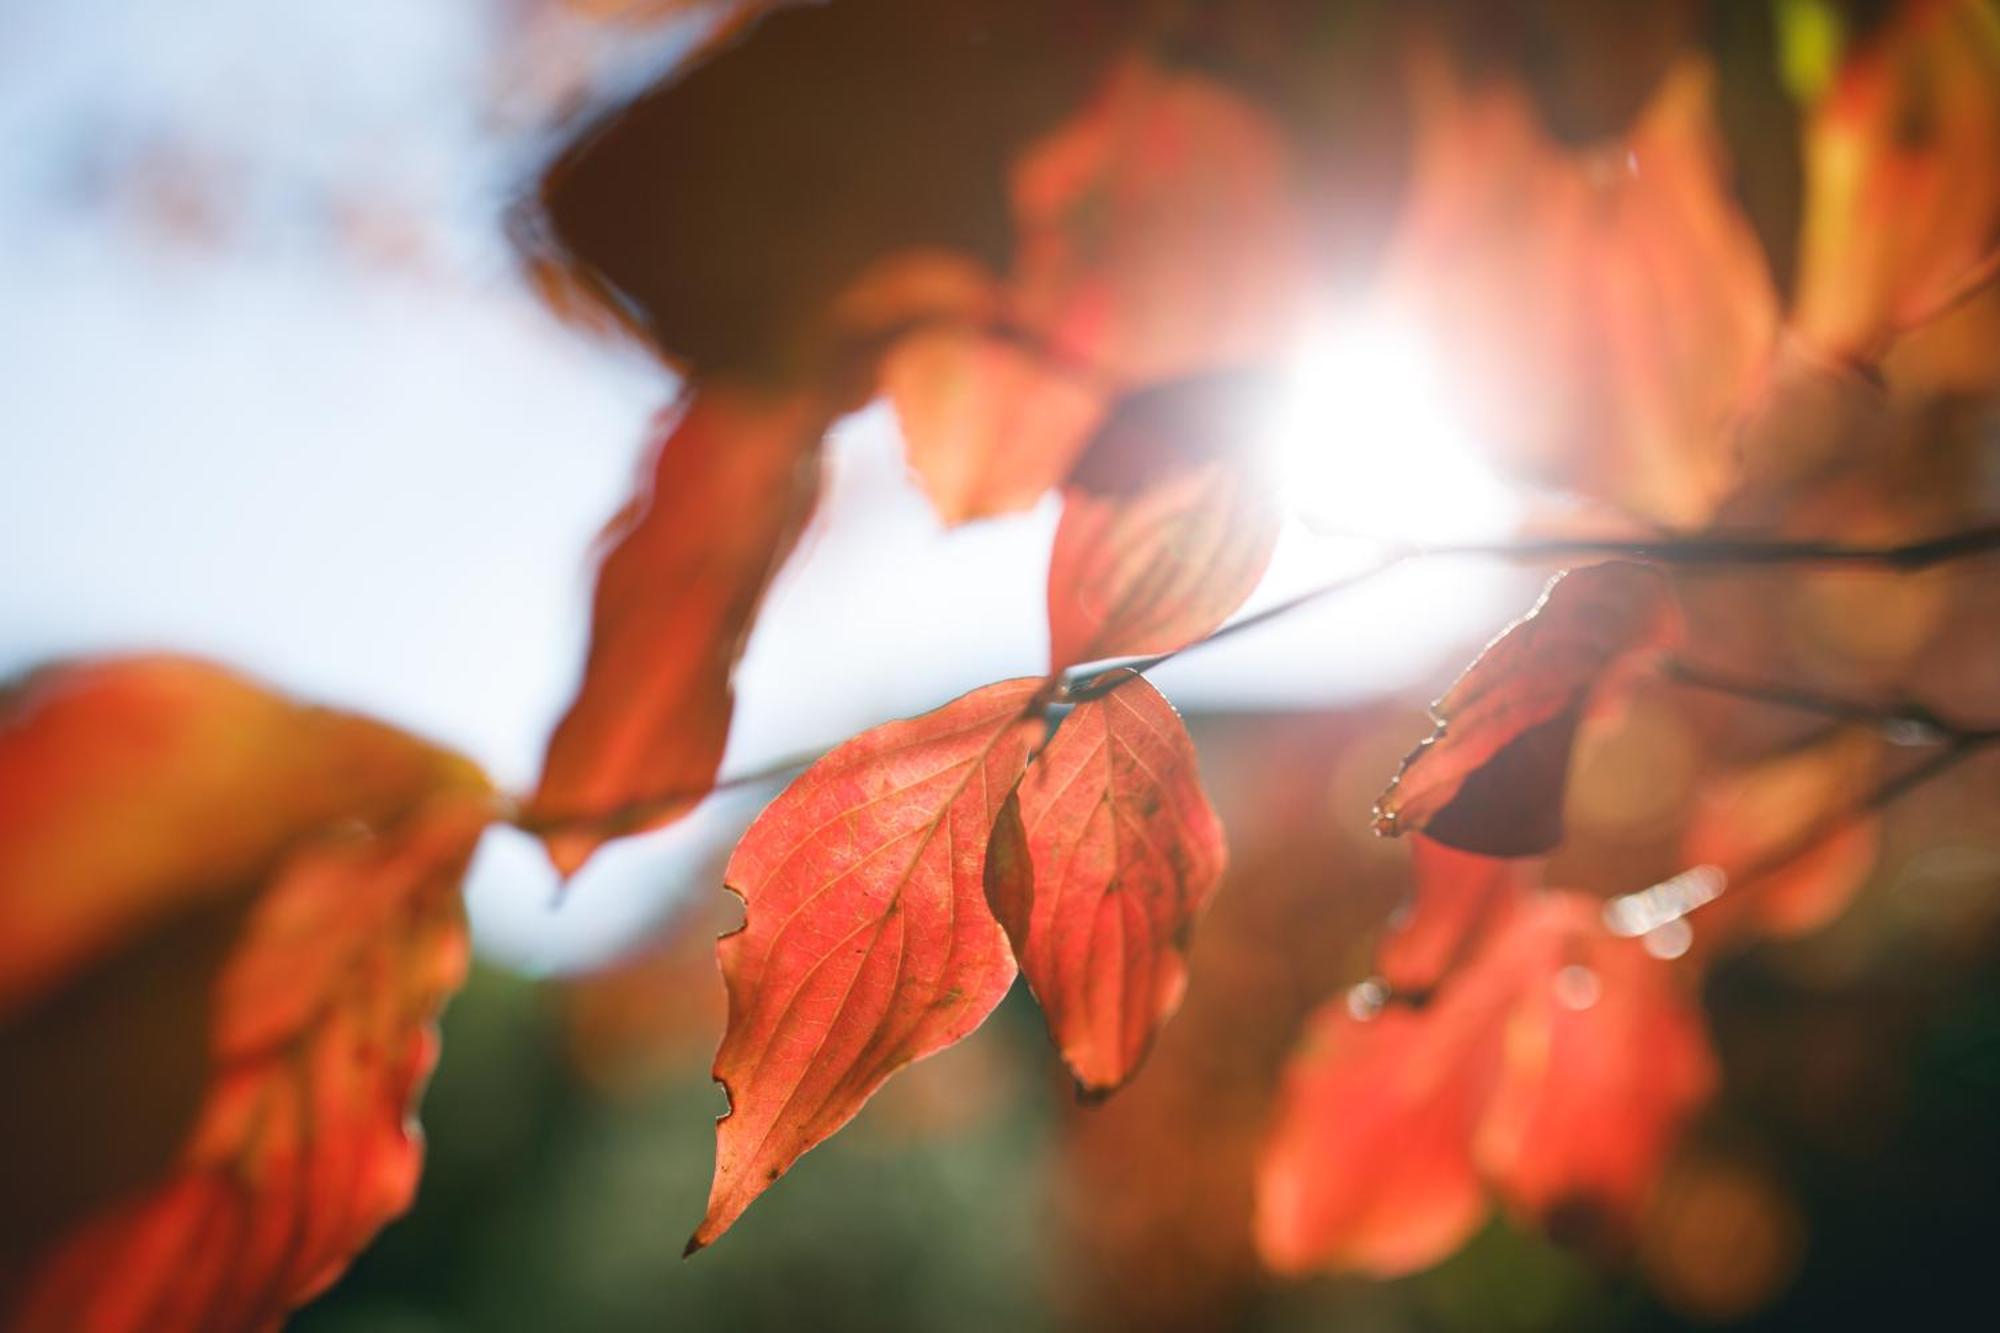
[1009,53,1308,386]
[1473,895,1717,1241]
[984,672,1226,1096]
[690,677,1046,1252]
[528,384,827,876]
[1374,561,1681,857]
[1046,373,1282,671]
[0,658,481,1017]
[1794,0,2000,362]
[1383,52,1778,526]
[1255,963,1516,1276]
[0,657,490,1333]
[1257,887,1715,1277]
[1376,835,1537,996]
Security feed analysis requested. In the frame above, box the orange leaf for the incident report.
[1794,0,2000,361]
[885,327,1108,525]
[0,658,480,1019]
[529,384,828,876]
[1010,54,1307,383]
[985,673,1226,1096]
[1376,835,1536,995]
[1257,888,1715,1276]
[1256,970,1514,1276]
[690,677,1046,1252]
[1384,53,1778,525]
[1046,374,1282,671]
[1474,894,1717,1242]
[1374,561,1681,856]
[0,658,489,1333]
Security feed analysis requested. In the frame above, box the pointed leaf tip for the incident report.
[691,677,1045,1248]
[986,674,1226,1094]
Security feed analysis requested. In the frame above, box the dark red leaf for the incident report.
[528,384,827,876]
[532,0,1121,377]
[985,673,1226,1096]
[1374,561,1681,856]
[690,677,1046,1252]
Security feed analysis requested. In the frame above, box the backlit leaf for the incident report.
[528,384,827,876]
[985,673,1225,1096]
[1473,895,1717,1244]
[885,327,1108,525]
[0,658,490,1333]
[1257,887,1714,1276]
[1256,966,1512,1276]
[886,50,1305,527]
[1046,374,1282,671]
[1374,562,1681,856]
[1008,53,1307,384]
[532,0,1119,377]
[690,677,1046,1252]
[1794,0,2000,361]
[1384,52,1778,526]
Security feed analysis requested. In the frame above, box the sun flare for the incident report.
[1264,317,1520,545]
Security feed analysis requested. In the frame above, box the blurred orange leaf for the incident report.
[1375,562,1681,856]
[1258,889,1714,1276]
[985,673,1226,1096]
[1256,963,1513,1276]
[1385,52,1778,525]
[1794,0,2000,361]
[1010,53,1307,385]
[690,677,1044,1252]
[0,658,490,1333]
[1474,895,1717,1239]
[885,327,1108,525]
[1376,835,1537,995]
[528,384,827,876]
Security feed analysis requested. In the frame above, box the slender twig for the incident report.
[1663,658,2000,747]
[1887,244,2000,345]
[512,747,825,840]
[1061,523,2000,699]
[513,522,2000,838]
[1608,728,2000,937]
[1435,523,2000,572]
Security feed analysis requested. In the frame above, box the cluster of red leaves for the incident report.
[514,0,2000,1263]
[7,0,2000,1322]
